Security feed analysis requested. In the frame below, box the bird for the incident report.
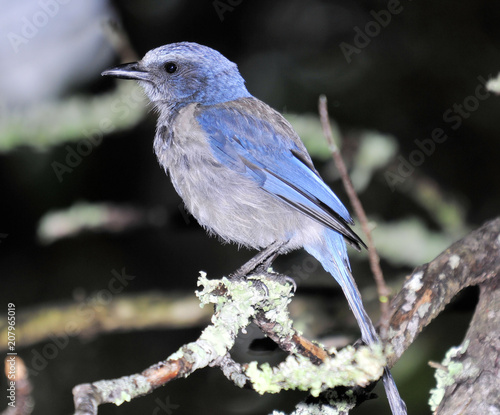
[102,42,406,414]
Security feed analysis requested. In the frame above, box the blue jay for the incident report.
[102,42,406,414]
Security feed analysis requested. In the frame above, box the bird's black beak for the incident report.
[101,62,151,81]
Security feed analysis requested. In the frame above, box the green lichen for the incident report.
[116,391,132,406]
[167,273,386,411]
[92,373,152,407]
[429,342,468,411]
[247,344,385,397]
[169,273,295,370]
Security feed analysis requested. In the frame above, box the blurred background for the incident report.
[1,0,499,414]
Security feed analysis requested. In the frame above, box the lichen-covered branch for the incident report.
[278,217,500,415]
[429,272,499,414]
[384,217,500,367]
[0,82,146,152]
[272,391,358,415]
[72,273,386,414]
[70,218,499,415]
[0,292,211,353]
[72,273,263,413]
[379,218,500,415]
[246,344,384,396]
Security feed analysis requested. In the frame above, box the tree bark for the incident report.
[382,218,500,414]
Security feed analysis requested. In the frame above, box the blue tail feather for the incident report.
[305,229,407,415]
[304,229,378,345]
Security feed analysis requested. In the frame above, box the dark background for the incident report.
[1,0,499,414]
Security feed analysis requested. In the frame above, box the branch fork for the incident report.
[72,272,387,414]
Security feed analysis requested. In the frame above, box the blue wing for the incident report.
[195,98,365,250]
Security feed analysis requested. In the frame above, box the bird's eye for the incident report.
[164,62,177,74]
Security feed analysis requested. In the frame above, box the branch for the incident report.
[318,96,391,333]
[277,217,499,413]
[384,217,500,366]
[430,258,499,414]
[0,292,211,352]
[72,274,386,415]
[69,218,499,415]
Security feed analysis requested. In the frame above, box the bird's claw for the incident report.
[230,271,297,296]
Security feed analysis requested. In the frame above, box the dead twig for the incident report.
[318,95,391,335]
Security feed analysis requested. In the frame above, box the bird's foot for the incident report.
[229,240,296,294]
[229,270,297,295]
[259,271,297,293]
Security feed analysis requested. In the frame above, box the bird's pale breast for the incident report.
[154,103,323,251]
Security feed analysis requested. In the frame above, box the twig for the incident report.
[73,357,187,415]
[318,95,391,334]
[428,361,448,371]
[253,307,329,365]
[101,15,138,62]
[0,292,211,353]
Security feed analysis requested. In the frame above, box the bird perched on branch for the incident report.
[102,42,406,414]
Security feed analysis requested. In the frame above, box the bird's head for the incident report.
[102,42,250,106]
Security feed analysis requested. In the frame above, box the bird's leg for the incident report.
[231,240,285,278]
[231,240,297,292]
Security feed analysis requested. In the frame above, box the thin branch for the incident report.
[253,307,329,365]
[318,95,391,334]
[0,292,211,352]
[73,356,188,415]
